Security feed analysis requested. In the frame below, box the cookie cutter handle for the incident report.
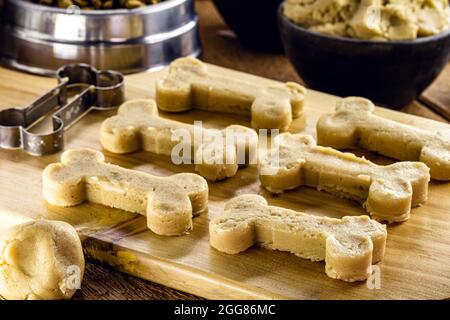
[1,64,124,156]
[30,68,125,155]
[24,66,124,155]
[0,81,68,150]
[52,69,125,131]
[25,81,68,127]
[21,85,103,156]
[20,86,96,156]
[57,64,124,110]
[53,86,96,132]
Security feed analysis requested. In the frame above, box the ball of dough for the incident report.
[0,220,85,300]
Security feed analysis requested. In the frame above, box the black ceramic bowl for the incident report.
[212,0,283,52]
[278,4,450,108]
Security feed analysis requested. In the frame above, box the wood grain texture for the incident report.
[0,0,448,300]
[73,262,202,300]
[421,65,450,121]
[1,61,450,299]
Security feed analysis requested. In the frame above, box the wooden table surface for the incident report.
[20,0,449,300]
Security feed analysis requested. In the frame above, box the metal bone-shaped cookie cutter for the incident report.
[0,64,124,156]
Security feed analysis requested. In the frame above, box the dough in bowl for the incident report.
[0,220,84,300]
[284,0,450,40]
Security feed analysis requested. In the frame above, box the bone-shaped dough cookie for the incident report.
[100,99,258,181]
[156,57,306,131]
[317,97,450,180]
[210,194,387,282]
[260,133,430,223]
[42,148,208,236]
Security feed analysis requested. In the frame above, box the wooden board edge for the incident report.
[82,237,292,300]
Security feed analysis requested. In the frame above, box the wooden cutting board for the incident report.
[1,64,450,300]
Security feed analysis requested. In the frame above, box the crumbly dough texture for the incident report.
[260,133,430,222]
[0,220,84,300]
[156,57,306,131]
[210,194,387,282]
[317,97,450,180]
[42,148,208,236]
[101,99,258,181]
[284,0,450,40]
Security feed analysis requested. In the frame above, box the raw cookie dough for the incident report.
[42,148,208,236]
[317,96,450,180]
[101,99,258,181]
[260,133,430,222]
[156,57,306,131]
[0,220,84,300]
[284,0,450,40]
[210,194,387,282]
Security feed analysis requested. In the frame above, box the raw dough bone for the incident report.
[101,99,258,181]
[156,57,306,131]
[42,148,208,236]
[0,220,84,300]
[260,133,430,223]
[210,194,387,282]
[317,97,450,180]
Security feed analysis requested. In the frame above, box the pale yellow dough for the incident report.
[317,97,450,180]
[284,0,450,40]
[42,148,208,236]
[260,133,430,222]
[101,99,258,181]
[0,220,84,300]
[156,57,306,131]
[210,194,387,282]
